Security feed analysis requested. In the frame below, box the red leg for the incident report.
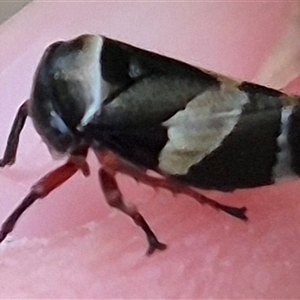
[99,168,167,255]
[0,100,28,167]
[0,157,89,243]
[134,174,247,220]
[97,151,247,220]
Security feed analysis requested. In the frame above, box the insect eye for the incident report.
[53,70,66,81]
[53,71,60,80]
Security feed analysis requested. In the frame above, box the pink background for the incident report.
[1,1,300,298]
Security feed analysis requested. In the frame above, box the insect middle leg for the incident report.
[99,168,167,255]
[0,156,89,243]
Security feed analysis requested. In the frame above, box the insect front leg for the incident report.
[0,155,90,243]
[99,168,167,255]
[0,100,28,167]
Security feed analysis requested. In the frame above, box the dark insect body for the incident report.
[1,34,299,254]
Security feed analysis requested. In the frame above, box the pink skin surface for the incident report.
[0,1,300,298]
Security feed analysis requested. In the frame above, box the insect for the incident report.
[0,34,299,255]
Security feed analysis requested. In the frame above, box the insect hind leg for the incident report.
[97,151,248,221]
[140,175,248,221]
[99,168,167,255]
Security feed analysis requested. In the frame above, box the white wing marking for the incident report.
[159,84,249,175]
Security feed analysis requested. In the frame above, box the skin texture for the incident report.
[1,1,300,298]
